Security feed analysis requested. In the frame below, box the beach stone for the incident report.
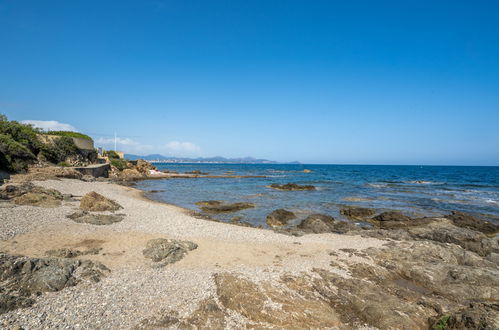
[0,253,109,313]
[340,207,376,220]
[67,210,125,225]
[196,200,255,213]
[446,211,499,235]
[269,183,316,191]
[298,214,335,233]
[80,191,122,212]
[266,209,296,227]
[142,238,198,267]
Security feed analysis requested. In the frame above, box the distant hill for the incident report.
[125,154,298,164]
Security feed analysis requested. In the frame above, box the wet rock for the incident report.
[143,238,197,267]
[67,210,125,225]
[446,211,499,235]
[269,183,316,191]
[298,214,335,233]
[266,209,296,227]
[0,253,109,313]
[80,191,122,212]
[45,248,101,258]
[329,221,360,234]
[340,206,376,220]
[196,200,255,213]
[370,211,433,228]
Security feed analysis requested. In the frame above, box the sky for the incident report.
[1,0,498,165]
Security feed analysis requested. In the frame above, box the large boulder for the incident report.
[298,214,335,233]
[143,238,198,267]
[67,210,124,225]
[446,211,499,235]
[3,183,64,208]
[266,209,296,227]
[269,183,316,191]
[136,159,157,175]
[79,191,122,212]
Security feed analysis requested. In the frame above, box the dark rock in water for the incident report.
[329,221,360,234]
[196,201,255,213]
[370,211,433,229]
[45,248,101,258]
[266,209,296,227]
[187,170,208,175]
[67,210,125,225]
[340,207,376,220]
[0,253,109,313]
[446,211,499,235]
[80,191,122,212]
[143,238,198,267]
[298,214,335,233]
[269,183,316,191]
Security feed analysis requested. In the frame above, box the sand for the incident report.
[0,179,385,329]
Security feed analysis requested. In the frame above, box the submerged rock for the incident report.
[266,209,296,227]
[196,200,255,213]
[340,206,376,220]
[80,191,122,212]
[269,183,316,191]
[446,211,499,235]
[67,210,125,225]
[0,253,109,313]
[143,238,198,267]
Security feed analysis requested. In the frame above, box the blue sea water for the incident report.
[135,164,499,227]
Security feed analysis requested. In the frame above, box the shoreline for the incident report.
[1,177,498,328]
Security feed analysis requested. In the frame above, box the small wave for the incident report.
[406,180,443,185]
[485,199,499,205]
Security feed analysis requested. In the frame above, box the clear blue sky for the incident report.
[1,0,498,165]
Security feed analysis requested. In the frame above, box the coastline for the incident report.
[1,177,498,329]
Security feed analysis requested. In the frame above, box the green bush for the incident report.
[110,158,129,171]
[0,115,42,154]
[0,133,36,172]
[46,131,93,141]
[433,315,450,330]
[57,161,70,167]
[105,150,120,159]
[40,136,81,164]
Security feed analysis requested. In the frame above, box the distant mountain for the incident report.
[125,154,298,164]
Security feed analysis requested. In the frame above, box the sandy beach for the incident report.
[0,178,387,329]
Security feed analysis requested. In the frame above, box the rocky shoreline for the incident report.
[0,171,498,329]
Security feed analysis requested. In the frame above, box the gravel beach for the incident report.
[0,179,385,329]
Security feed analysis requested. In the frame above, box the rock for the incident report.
[45,248,101,258]
[432,303,499,329]
[0,253,109,313]
[11,167,83,182]
[303,169,312,173]
[298,214,335,233]
[80,191,122,212]
[10,185,63,208]
[196,200,255,213]
[329,221,360,234]
[369,211,433,229]
[266,209,296,227]
[269,183,316,191]
[187,170,207,175]
[446,211,499,235]
[80,175,96,182]
[136,159,157,175]
[340,207,376,220]
[67,210,125,225]
[142,238,198,267]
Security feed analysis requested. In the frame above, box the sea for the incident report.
[135,164,499,227]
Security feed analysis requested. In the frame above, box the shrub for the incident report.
[105,150,120,159]
[46,131,93,141]
[0,133,36,172]
[40,136,81,164]
[0,115,42,154]
[57,161,70,167]
[110,158,129,171]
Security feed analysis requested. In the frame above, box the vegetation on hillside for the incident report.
[0,114,88,173]
[46,131,93,141]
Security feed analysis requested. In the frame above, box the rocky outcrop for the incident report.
[196,200,255,213]
[369,211,434,229]
[446,211,499,235]
[10,167,83,182]
[45,248,101,258]
[0,253,109,313]
[297,214,335,233]
[142,239,198,267]
[79,191,122,212]
[269,183,316,191]
[67,210,125,225]
[0,183,63,208]
[340,206,376,220]
[266,209,296,227]
[135,159,157,175]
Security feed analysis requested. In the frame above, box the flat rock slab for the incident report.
[142,238,198,267]
[1,183,63,208]
[67,210,125,225]
[195,200,255,213]
[269,183,316,191]
[80,191,122,212]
